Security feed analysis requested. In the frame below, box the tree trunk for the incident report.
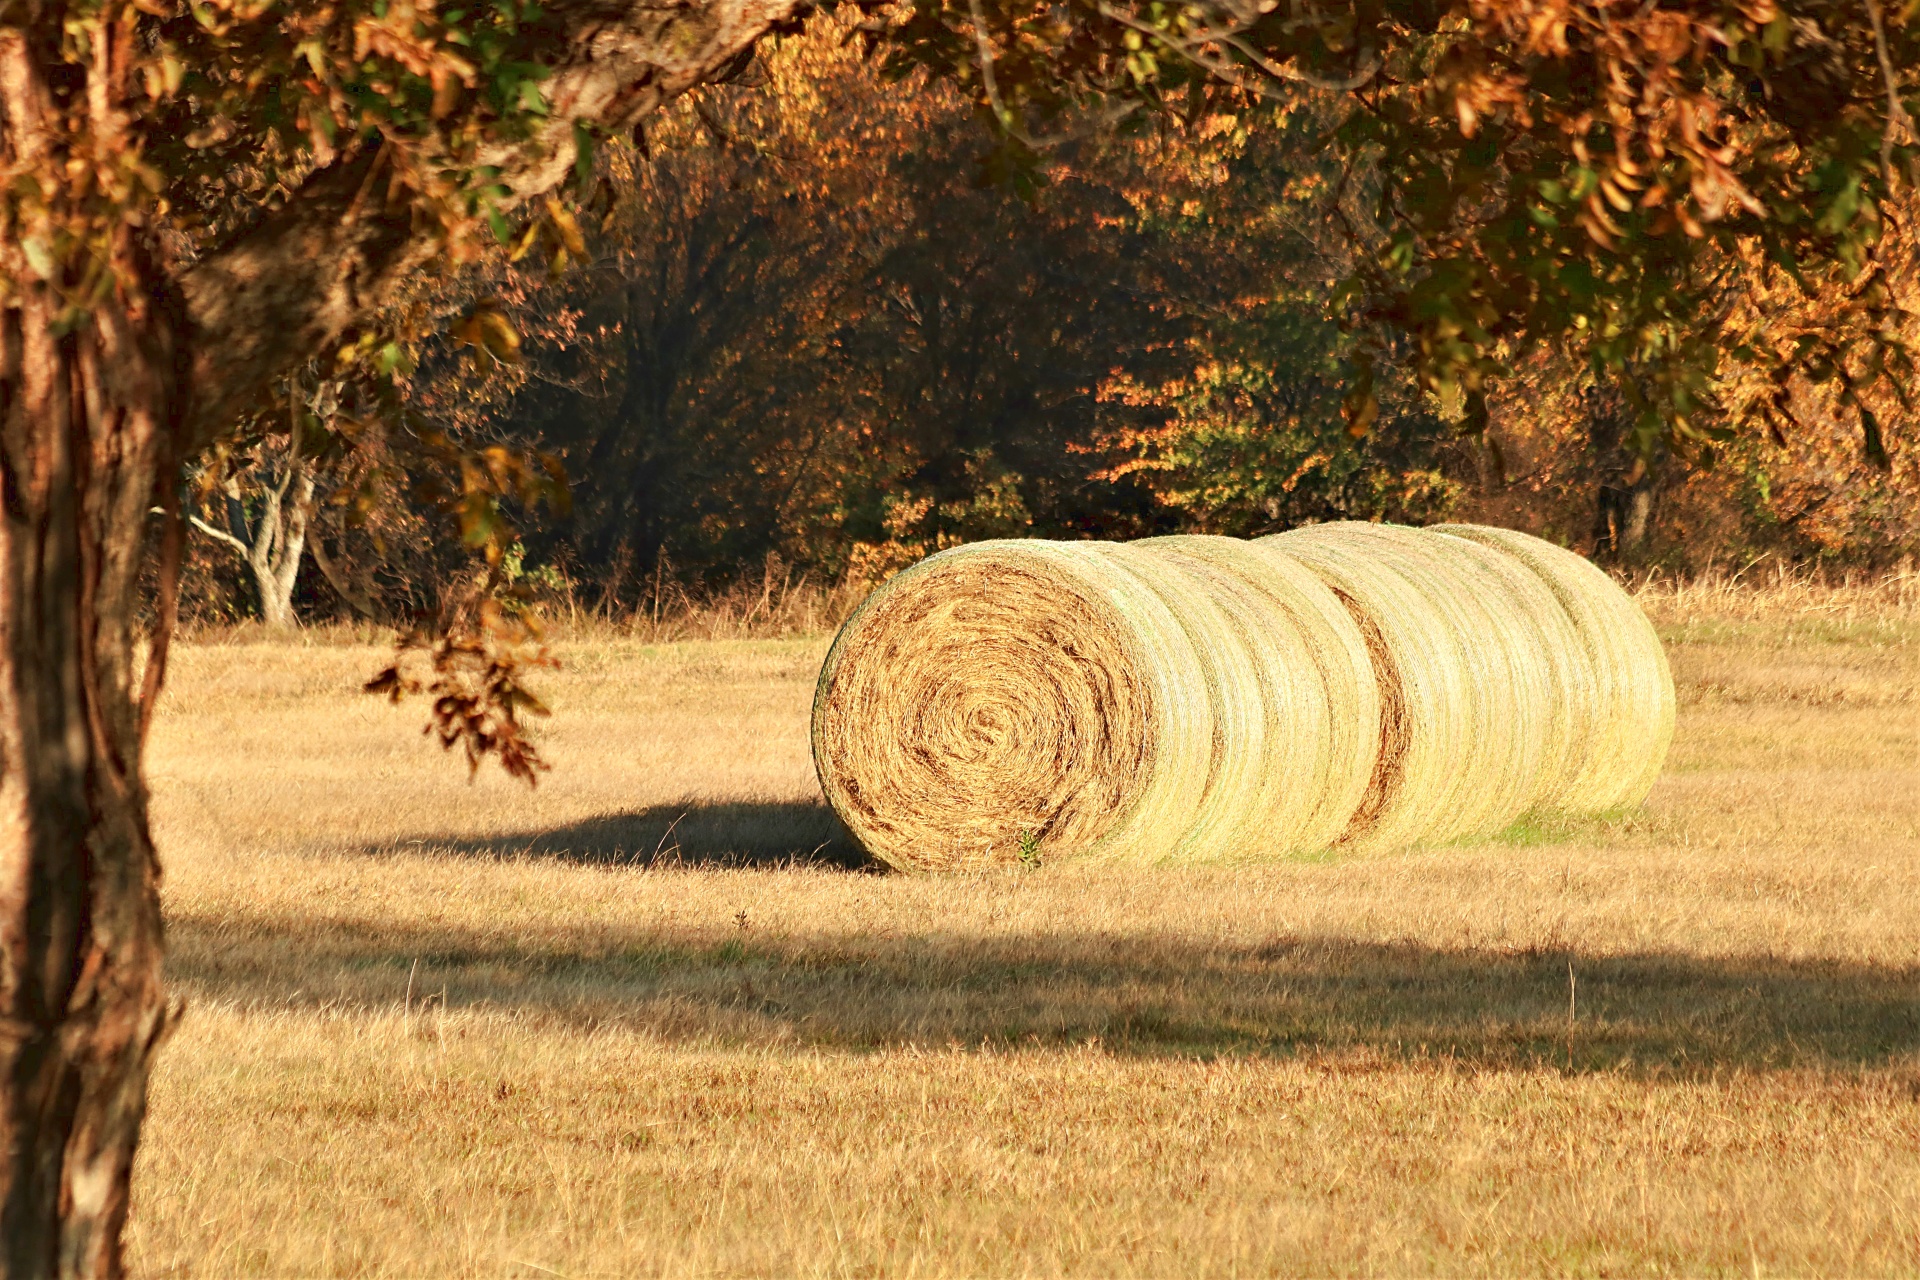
[0,210,179,1280]
[195,436,318,629]
[1593,467,1657,564]
[246,443,317,632]
[1584,375,1658,565]
[0,282,179,1280]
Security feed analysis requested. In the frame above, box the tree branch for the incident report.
[175,0,814,445]
[967,0,1137,150]
[1866,0,1913,188]
[307,530,381,621]
[1094,3,1378,98]
[184,513,250,558]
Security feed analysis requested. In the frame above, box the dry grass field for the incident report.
[129,570,1917,1277]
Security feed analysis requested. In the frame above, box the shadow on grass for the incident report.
[366,800,878,871]
[168,909,1920,1076]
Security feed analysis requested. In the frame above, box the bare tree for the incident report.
[186,382,338,628]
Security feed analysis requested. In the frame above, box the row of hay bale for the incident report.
[810,522,1674,872]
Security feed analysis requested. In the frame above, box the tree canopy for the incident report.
[889,0,1919,470]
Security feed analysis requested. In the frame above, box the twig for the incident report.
[648,811,689,865]
[186,512,251,557]
[1867,0,1914,189]
[1566,958,1577,1071]
[968,0,1017,131]
[968,0,1139,150]
[1095,3,1379,97]
[1214,27,1379,92]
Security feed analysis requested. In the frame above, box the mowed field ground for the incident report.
[130,574,1917,1277]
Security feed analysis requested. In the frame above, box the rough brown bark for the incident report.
[1593,470,1657,563]
[0,20,182,1278]
[0,256,180,1280]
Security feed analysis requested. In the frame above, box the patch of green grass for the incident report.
[1478,807,1650,849]
[1657,616,1916,649]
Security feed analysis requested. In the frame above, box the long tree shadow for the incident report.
[365,800,877,870]
[168,909,1920,1076]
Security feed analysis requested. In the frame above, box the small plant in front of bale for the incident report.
[1017,830,1042,869]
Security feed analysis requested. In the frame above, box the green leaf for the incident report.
[21,235,55,281]
[573,119,595,196]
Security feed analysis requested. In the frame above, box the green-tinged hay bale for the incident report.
[1128,536,1379,857]
[1260,522,1562,847]
[812,523,1672,872]
[1430,523,1676,810]
[810,540,1214,872]
[1411,526,1594,811]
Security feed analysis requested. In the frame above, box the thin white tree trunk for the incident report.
[188,429,318,628]
[248,439,316,630]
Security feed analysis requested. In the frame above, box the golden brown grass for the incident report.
[131,570,1918,1276]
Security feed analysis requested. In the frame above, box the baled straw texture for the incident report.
[1122,536,1379,860]
[810,536,1377,871]
[1431,523,1675,810]
[811,540,1208,872]
[1258,522,1582,847]
[1411,527,1594,811]
[814,523,1675,871]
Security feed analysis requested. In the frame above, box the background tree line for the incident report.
[184,9,1916,629]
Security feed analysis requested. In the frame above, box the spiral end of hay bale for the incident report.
[811,541,1205,872]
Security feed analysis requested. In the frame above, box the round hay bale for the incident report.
[1129,535,1379,857]
[812,523,1672,872]
[1430,523,1675,810]
[1412,525,1594,812]
[1259,521,1563,846]
[810,539,1215,871]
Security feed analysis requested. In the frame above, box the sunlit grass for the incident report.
[128,571,1919,1276]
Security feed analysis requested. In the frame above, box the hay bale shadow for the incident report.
[369,800,878,870]
[170,919,1920,1074]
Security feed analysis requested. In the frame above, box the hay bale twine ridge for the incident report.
[1430,522,1675,811]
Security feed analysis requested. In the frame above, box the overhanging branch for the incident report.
[174,0,814,446]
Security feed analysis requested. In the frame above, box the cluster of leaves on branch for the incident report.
[5,0,572,332]
[884,0,1920,477]
[364,594,560,783]
[138,0,566,280]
